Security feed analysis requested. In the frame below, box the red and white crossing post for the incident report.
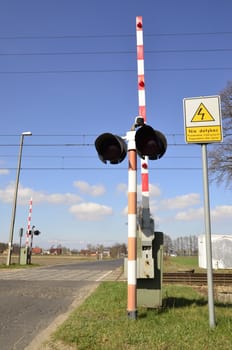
[126,130,137,319]
[94,17,167,318]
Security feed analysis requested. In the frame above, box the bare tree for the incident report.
[208,81,232,187]
[163,234,173,255]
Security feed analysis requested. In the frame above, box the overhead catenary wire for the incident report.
[0,30,232,40]
[1,30,231,74]
[0,166,205,171]
[0,143,229,147]
[1,67,232,74]
[0,155,204,159]
[1,48,232,56]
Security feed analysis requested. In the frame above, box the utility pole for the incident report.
[6,131,32,266]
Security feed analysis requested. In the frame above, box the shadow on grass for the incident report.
[215,300,232,308]
[163,296,232,308]
[138,296,232,319]
[162,296,207,308]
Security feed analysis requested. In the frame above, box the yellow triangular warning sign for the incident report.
[191,103,215,122]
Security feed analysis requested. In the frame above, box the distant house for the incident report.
[49,248,62,255]
[103,249,111,257]
[32,247,42,255]
[79,249,97,257]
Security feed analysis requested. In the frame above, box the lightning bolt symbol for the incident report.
[198,107,205,120]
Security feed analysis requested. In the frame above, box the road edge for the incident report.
[25,282,99,350]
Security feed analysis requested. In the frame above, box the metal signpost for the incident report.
[183,95,223,328]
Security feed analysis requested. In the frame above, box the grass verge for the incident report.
[46,282,232,350]
[0,262,39,269]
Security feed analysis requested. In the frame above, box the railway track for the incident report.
[163,272,232,285]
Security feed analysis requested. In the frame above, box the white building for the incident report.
[198,234,232,269]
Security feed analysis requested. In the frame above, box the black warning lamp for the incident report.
[95,133,127,164]
[135,125,167,160]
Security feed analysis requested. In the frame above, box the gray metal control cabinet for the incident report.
[137,231,163,308]
[19,247,27,265]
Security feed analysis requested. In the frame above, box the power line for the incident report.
[0,133,184,137]
[0,31,231,40]
[0,143,94,147]
[0,167,202,171]
[0,143,200,147]
[0,143,229,148]
[0,67,232,75]
[0,154,202,159]
[0,134,98,137]
[1,48,232,56]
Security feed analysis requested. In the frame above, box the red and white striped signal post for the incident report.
[126,130,137,319]
[94,17,167,318]
[136,16,150,220]
[26,197,32,248]
[136,16,146,122]
[26,197,33,263]
[135,17,167,309]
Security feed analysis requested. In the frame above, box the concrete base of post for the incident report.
[127,310,137,320]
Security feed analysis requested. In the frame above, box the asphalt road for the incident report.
[0,258,123,350]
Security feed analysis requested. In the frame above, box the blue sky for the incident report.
[0,0,231,249]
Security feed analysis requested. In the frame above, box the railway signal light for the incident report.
[95,133,127,164]
[95,124,167,164]
[135,125,167,160]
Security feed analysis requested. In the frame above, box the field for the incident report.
[163,255,199,272]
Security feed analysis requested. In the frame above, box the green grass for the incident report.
[163,256,200,272]
[170,255,198,267]
[0,262,39,269]
[47,282,232,350]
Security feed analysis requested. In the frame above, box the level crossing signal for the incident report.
[95,133,127,164]
[28,229,41,236]
[135,125,167,160]
[95,124,167,164]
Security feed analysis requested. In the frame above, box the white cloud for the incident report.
[161,193,200,210]
[175,205,232,222]
[0,183,82,205]
[116,183,127,193]
[211,205,232,220]
[69,202,113,221]
[145,184,161,197]
[122,205,128,216]
[175,207,204,221]
[0,169,9,175]
[73,180,105,196]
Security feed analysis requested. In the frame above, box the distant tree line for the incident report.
[48,243,127,258]
[1,238,197,257]
[163,234,198,256]
[0,242,20,254]
[82,243,127,258]
[0,242,8,253]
